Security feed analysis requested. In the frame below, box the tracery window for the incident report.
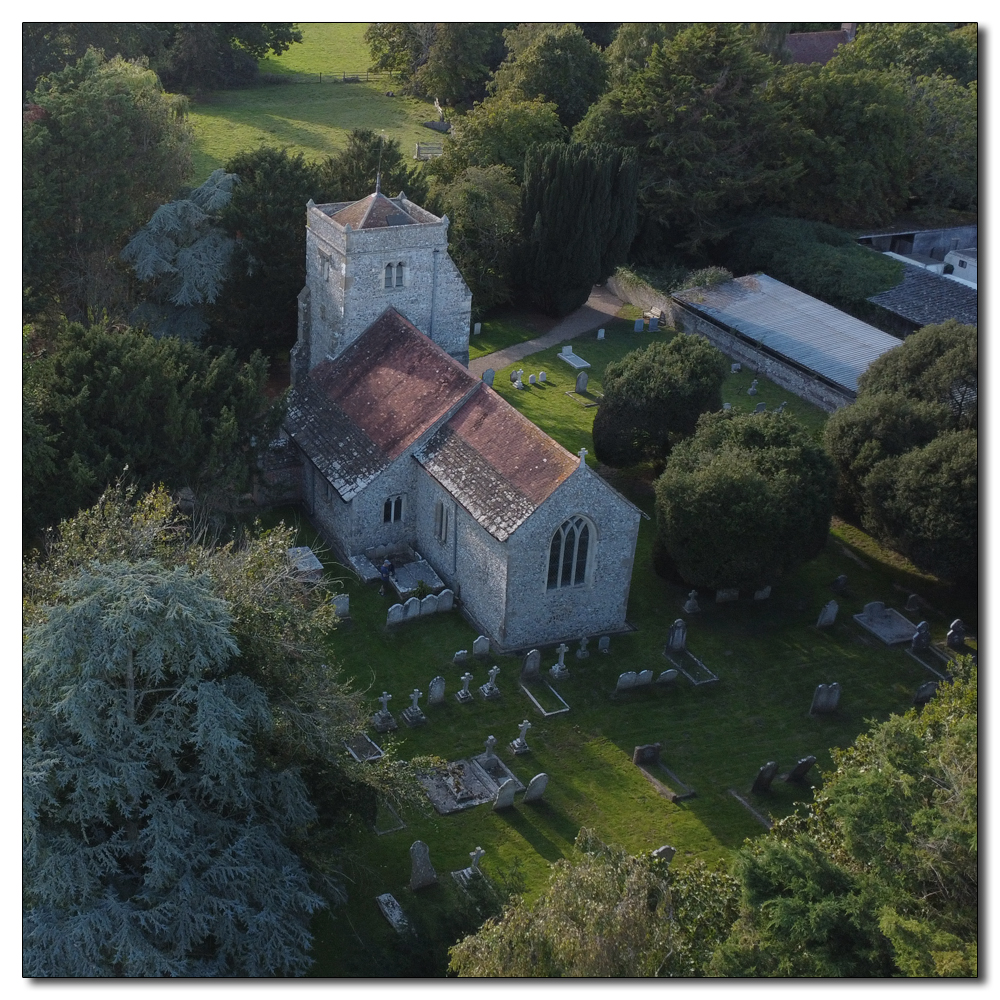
[547,516,593,590]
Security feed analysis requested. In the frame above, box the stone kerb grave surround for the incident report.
[906,621,952,679]
[852,601,918,645]
[663,619,719,686]
[419,735,524,815]
[386,589,455,627]
[344,733,384,763]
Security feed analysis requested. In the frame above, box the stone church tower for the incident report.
[291,188,473,384]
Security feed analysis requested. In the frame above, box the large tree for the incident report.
[23,560,325,976]
[592,334,728,467]
[713,656,978,977]
[315,128,428,205]
[574,23,802,254]
[449,829,739,977]
[654,410,837,591]
[23,49,192,321]
[22,320,276,542]
[489,23,607,128]
[518,142,638,315]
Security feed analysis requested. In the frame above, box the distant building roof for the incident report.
[416,386,579,542]
[672,274,902,395]
[285,309,478,500]
[868,260,978,328]
[785,28,852,65]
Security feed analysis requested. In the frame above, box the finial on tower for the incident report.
[578,447,588,467]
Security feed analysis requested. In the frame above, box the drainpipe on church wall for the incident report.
[429,248,440,339]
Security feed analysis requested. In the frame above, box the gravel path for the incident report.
[468,285,625,378]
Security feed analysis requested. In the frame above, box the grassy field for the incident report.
[186,24,437,182]
[257,316,975,976]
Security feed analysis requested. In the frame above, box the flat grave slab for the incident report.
[375,893,410,933]
[392,559,446,599]
[556,347,591,369]
[287,546,324,582]
[853,604,918,645]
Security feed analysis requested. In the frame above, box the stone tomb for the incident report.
[557,345,591,369]
[419,741,524,815]
[853,601,918,645]
[409,840,437,890]
[287,546,324,582]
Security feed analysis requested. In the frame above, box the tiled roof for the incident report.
[326,192,421,230]
[868,261,978,327]
[786,29,850,64]
[416,386,579,541]
[285,310,479,500]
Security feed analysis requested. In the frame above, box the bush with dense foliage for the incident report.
[592,334,728,467]
[654,410,837,591]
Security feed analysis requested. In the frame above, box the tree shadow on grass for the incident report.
[494,802,577,863]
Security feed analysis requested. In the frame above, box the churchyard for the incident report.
[264,315,975,976]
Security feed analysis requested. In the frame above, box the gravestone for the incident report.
[913,680,939,705]
[420,594,438,615]
[598,635,610,654]
[453,649,468,665]
[775,401,787,413]
[576,636,590,659]
[731,363,742,373]
[651,845,676,864]
[831,574,848,594]
[482,368,495,387]
[751,761,779,794]
[332,593,350,617]
[474,322,481,335]
[649,316,659,332]
[375,893,409,933]
[402,688,426,727]
[509,370,519,384]
[528,373,536,385]
[372,691,398,733]
[809,682,841,715]
[427,676,446,705]
[947,619,966,649]
[667,619,687,652]
[510,719,532,755]
[597,328,605,340]
[473,635,490,659]
[479,665,501,700]
[634,318,644,332]
[616,671,638,692]
[754,586,771,600]
[522,772,549,803]
[455,671,475,704]
[747,379,758,396]
[409,840,438,890]
[683,590,701,614]
[539,371,547,383]
[514,377,525,389]
[784,756,817,782]
[632,742,661,765]
[521,648,541,680]
[816,600,838,628]
[656,668,679,684]
[904,593,921,613]
[493,778,518,810]
[636,669,653,686]
[716,588,739,603]
[575,371,589,394]
[484,735,498,759]
[387,604,405,625]
[550,643,570,680]
[723,402,732,410]
[404,597,421,620]
[911,621,931,653]
[862,600,884,618]
[438,589,454,612]
[754,402,766,413]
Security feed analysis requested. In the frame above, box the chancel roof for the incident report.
[285,310,478,500]
[416,387,579,541]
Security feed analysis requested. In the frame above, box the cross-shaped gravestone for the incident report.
[578,447,587,463]
[555,643,568,667]
[484,735,497,758]
[378,691,392,713]
[576,636,590,659]
[409,689,422,711]
[747,380,758,396]
[456,671,474,703]
[683,590,700,614]
[488,665,499,688]
[511,719,531,755]
[517,719,531,743]
[469,847,485,871]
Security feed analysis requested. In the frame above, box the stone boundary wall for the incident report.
[605,274,853,413]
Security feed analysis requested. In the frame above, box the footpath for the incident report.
[468,285,625,378]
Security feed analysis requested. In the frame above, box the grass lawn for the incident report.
[261,317,976,975]
[186,24,437,182]
[467,307,558,361]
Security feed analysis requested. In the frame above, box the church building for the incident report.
[280,188,642,652]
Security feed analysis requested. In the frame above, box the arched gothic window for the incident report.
[395,261,405,286]
[384,264,394,289]
[547,516,593,590]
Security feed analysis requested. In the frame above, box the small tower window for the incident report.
[384,264,394,289]
[434,500,449,543]
[396,261,405,287]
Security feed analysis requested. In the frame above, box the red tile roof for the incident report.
[328,192,417,229]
